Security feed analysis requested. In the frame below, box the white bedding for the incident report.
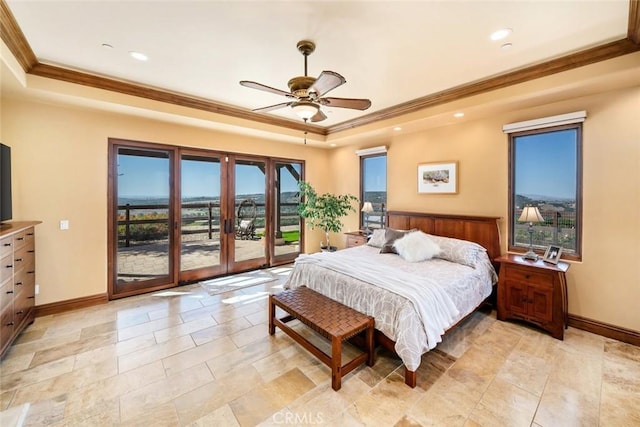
[284,244,497,371]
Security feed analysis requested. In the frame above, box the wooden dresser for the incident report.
[496,254,569,340]
[1,221,40,358]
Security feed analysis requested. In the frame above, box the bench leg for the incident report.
[366,322,374,367]
[331,336,342,391]
[268,295,275,335]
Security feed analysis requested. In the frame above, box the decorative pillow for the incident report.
[393,231,441,262]
[367,228,387,248]
[428,234,486,267]
[379,228,414,254]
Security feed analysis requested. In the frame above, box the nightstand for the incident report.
[344,231,368,248]
[496,254,570,340]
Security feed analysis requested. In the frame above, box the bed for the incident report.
[284,211,502,387]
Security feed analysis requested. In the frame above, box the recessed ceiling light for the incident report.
[490,28,512,41]
[501,43,513,50]
[393,127,402,131]
[129,51,148,61]
[101,43,113,49]
[454,112,465,118]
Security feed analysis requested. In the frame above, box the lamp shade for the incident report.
[291,101,319,120]
[518,206,544,223]
[361,202,374,213]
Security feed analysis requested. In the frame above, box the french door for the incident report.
[108,140,302,299]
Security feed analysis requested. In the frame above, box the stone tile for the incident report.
[29,331,118,368]
[22,394,67,426]
[408,374,482,427]
[1,355,76,392]
[12,359,118,406]
[119,363,213,422]
[63,361,165,418]
[173,365,263,425]
[445,345,504,395]
[229,368,315,426]
[153,316,217,343]
[534,379,600,426]
[468,377,538,427]
[347,372,423,426]
[190,317,253,346]
[118,334,195,373]
[162,336,237,376]
[120,402,179,427]
[117,315,184,341]
[185,404,240,427]
[496,350,551,396]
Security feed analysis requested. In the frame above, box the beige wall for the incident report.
[2,97,330,305]
[2,76,639,332]
[329,86,640,331]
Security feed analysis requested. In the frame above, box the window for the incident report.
[508,122,583,260]
[360,154,387,231]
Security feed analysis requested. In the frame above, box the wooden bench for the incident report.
[269,286,375,391]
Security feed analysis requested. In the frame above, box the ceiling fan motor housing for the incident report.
[288,76,316,99]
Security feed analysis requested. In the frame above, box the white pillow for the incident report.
[393,231,441,262]
[367,228,387,248]
[427,234,486,267]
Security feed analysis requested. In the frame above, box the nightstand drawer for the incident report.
[505,266,553,286]
[348,235,367,246]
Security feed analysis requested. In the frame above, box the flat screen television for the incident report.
[0,143,12,223]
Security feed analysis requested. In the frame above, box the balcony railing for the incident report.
[117,201,300,247]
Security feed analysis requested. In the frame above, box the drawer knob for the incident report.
[5,265,12,269]
[16,237,24,241]
[26,233,34,236]
[525,274,531,279]
[6,290,13,294]
[16,310,23,315]
[16,282,23,286]
[6,322,14,326]
[2,243,10,247]
[28,250,35,253]
[15,258,23,262]
[28,296,35,299]
[27,271,35,274]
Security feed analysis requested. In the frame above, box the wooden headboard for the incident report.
[387,211,502,264]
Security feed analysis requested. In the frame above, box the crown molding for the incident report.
[2,0,639,137]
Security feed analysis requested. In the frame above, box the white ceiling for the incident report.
[4,1,632,128]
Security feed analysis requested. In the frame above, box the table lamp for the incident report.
[361,202,374,235]
[519,206,544,260]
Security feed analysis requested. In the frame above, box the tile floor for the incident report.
[0,266,639,426]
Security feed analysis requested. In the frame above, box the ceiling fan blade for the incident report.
[310,71,346,97]
[321,97,372,110]
[310,109,327,123]
[252,102,292,113]
[240,81,293,98]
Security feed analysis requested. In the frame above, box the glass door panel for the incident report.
[273,161,302,262]
[179,154,223,280]
[231,158,267,267]
[114,147,173,295]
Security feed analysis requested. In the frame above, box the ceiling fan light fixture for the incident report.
[291,101,319,120]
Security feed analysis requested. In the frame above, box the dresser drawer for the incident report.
[0,254,12,284]
[0,237,12,258]
[0,280,13,312]
[12,230,29,250]
[504,265,553,287]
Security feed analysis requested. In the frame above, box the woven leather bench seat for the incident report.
[269,286,375,390]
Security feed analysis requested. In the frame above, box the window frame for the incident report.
[507,123,583,261]
[359,153,387,230]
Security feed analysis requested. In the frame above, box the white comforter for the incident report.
[284,245,496,371]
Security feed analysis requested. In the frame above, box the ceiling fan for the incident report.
[240,40,371,123]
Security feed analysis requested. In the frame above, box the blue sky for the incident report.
[515,129,577,199]
[118,155,301,199]
[363,155,387,192]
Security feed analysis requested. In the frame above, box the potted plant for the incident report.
[297,181,358,251]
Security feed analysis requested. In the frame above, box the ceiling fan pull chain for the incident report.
[303,119,308,144]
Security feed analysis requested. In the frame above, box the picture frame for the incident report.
[417,161,458,194]
[543,245,563,264]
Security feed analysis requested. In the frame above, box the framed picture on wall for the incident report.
[418,161,458,194]
[543,245,563,264]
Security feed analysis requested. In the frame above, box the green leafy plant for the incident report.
[297,181,358,250]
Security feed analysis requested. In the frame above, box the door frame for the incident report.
[108,139,304,299]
